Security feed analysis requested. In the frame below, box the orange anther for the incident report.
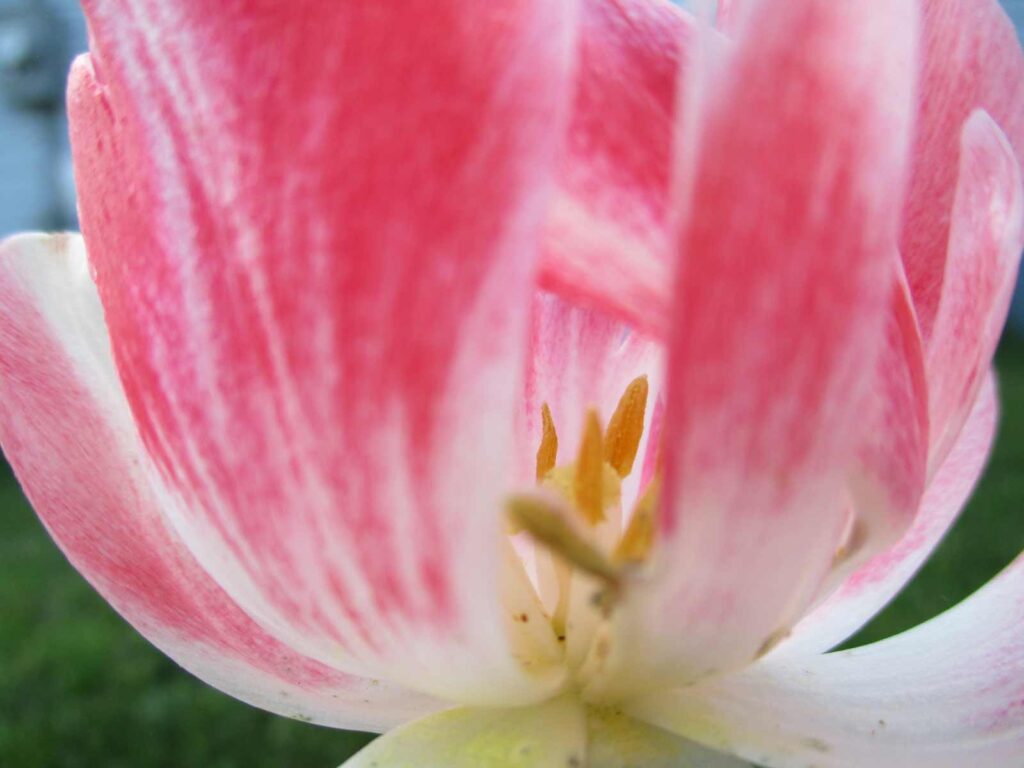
[604,376,648,478]
[536,403,558,482]
[574,410,606,525]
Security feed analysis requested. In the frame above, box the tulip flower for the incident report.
[2,0,1023,765]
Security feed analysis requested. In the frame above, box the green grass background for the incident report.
[2,335,1023,767]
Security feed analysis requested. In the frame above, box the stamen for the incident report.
[506,494,621,585]
[604,376,649,478]
[536,403,558,481]
[574,410,606,525]
[615,477,660,563]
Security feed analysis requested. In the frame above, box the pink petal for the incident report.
[900,0,1024,338]
[0,234,442,733]
[926,111,1024,470]
[637,0,916,688]
[841,277,929,573]
[715,0,740,31]
[70,0,574,703]
[538,0,695,335]
[631,542,1024,767]
[773,372,997,658]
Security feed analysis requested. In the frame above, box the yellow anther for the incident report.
[604,376,649,478]
[615,477,661,563]
[506,494,621,585]
[574,410,606,525]
[536,403,558,482]
[543,464,620,520]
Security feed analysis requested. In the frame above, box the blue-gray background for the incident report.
[0,2,1022,767]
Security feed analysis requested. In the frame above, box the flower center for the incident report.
[506,376,660,678]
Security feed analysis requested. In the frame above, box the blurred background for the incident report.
[0,1,1022,766]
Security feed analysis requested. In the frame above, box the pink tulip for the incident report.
[1,0,1023,764]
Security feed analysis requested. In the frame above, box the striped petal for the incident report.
[772,372,997,658]
[538,0,695,335]
[925,111,1024,470]
[900,0,1024,338]
[836,277,928,581]
[630,546,1024,767]
[70,0,575,703]
[583,0,918,698]
[0,233,443,733]
[714,1,1024,345]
